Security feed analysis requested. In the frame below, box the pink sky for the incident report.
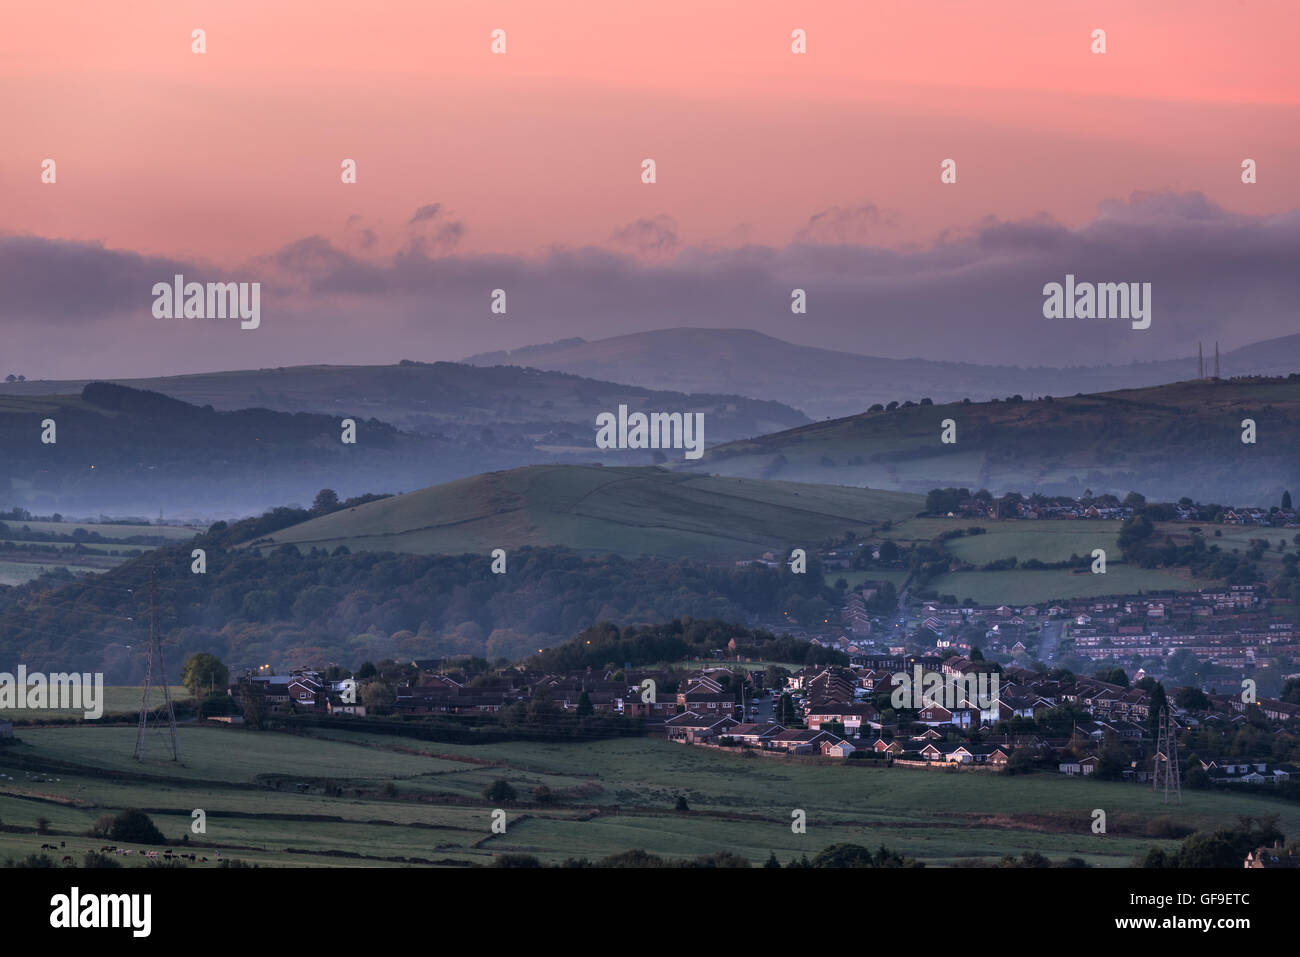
[3,0,1297,264]
[1,2,1298,382]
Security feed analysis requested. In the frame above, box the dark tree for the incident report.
[108,808,166,845]
[483,779,517,803]
[312,489,340,514]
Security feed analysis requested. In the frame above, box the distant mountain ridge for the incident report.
[464,328,1300,419]
[0,378,802,517]
[0,359,806,438]
[0,364,809,516]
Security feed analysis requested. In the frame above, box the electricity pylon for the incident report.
[134,572,182,763]
[1152,706,1180,805]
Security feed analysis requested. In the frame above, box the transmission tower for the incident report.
[1152,706,1180,805]
[134,572,182,763]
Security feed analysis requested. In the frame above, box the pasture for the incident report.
[3,724,1295,868]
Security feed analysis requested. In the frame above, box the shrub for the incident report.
[107,808,166,845]
[483,779,517,803]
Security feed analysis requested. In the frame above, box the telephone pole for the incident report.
[134,571,182,763]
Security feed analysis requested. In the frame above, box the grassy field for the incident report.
[872,516,1237,602]
[926,567,1216,605]
[3,724,1296,868]
[250,465,924,562]
[0,686,191,719]
[0,521,201,585]
[9,521,201,541]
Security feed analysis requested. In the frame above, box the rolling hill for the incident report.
[0,467,921,677]
[0,376,805,518]
[0,360,806,442]
[464,328,1300,420]
[678,376,1300,504]
[248,464,923,562]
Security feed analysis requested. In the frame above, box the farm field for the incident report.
[837,568,910,589]
[9,521,202,541]
[0,521,201,584]
[874,516,1237,602]
[3,725,1295,868]
[926,567,1216,606]
[0,686,191,719]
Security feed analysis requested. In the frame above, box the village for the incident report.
[227,640,1300,790]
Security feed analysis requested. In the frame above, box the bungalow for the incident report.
[914,742,948,761]
[768,729,842,754]
[948,744,1012,765]
[820,737,857,758]
[326,693,367,717]
[727,722,785,747]
[1059,755,1101,776]
[665,711,739,744]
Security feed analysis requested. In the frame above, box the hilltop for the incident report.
[0,463,908,675]
[247,464,923,562]
[464,328,1300,420]
[680,376,1300,504]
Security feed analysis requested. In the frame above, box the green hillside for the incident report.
[681,377,1300,504]
[251,465,923,561]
